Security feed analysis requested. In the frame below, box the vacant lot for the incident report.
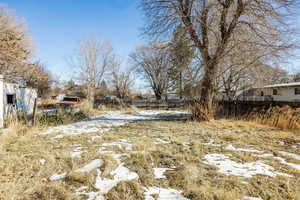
[0,110,299,200]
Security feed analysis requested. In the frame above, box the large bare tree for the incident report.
[68,37,114,107]
[130,43,172,100]
[141,0,298,120]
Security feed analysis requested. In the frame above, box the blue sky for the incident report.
[1,0,300,83]
[1,0,144,81]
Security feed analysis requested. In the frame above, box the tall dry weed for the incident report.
[247,106,300,130]
[191,103,215,121]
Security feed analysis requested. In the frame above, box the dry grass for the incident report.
[191,103,215,121]
[0,114,299,200]
[106,181,144,200]
[242,106,300,131]
[0,122,107,200]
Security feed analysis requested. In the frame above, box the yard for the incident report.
[0,110,299,200]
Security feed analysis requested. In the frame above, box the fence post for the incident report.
[32,98,37,126]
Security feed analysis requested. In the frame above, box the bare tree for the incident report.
[0,6,53,96]
[130,43,172,100]
[24,61,52,97]
[68,37,114,107]
[0,5,33,75]
[141,0,298,120]
[169,25,195,99]
[111,60,133,99]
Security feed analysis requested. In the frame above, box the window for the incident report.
[260,91,264,96]
[295,88,300,95]
[273,89,278,95]
[62,97,80,102]
[7,94,15,104]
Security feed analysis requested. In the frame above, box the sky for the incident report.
[1,0,144,82]
[1,0,300,84]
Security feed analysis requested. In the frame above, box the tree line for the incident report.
[2,2,299,122]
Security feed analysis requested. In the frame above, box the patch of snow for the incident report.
[49,172,67,181]
[71,146,86,158]
[94,161,138,194]
[90,136,102,141]
[203,154,291,178]
[71,151,84,158]
[153,168,174,179]
[40,110,188,139]
[244,196,263,200]
[77,154,138,199]
[75,186,88,193]
[225,144,262,153]
[182,142,190,147]
[39,159,46,165]
[155,138,170,145]
[254,153,300,171]
[279,151,300,161]
[254,153,274,158]
[76,159,103,173]
[144,187,189,200]
[101,139,133,151]
[203,139,221,147]
[277,141,285,146]
[275,156,300,171]
[98,149,115,155]
[52,134,65,140]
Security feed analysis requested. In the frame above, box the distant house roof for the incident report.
[263,82,300,88]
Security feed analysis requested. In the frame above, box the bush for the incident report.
[37,104,91,127]
[38,114,64,126]
[70,111,89,121]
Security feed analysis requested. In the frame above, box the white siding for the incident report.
[253,87,300,102]
[3,83,37,116]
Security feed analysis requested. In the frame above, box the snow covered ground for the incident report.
[40,110,188,139]
[153,168,175,179]
[225,144,262,153]
[45,110,191,200]
[203,153,291,178]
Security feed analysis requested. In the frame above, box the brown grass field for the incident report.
[0,111,299,200]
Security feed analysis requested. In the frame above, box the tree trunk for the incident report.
[87,84,95,109]
[155,93,162,101]
[192,65,216,121]
[154,89,163,101]
[179,71,183,99]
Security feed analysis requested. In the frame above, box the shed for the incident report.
[0,75,37,127]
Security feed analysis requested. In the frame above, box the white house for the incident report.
[0,75,38,128]
[246,82,300,102]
